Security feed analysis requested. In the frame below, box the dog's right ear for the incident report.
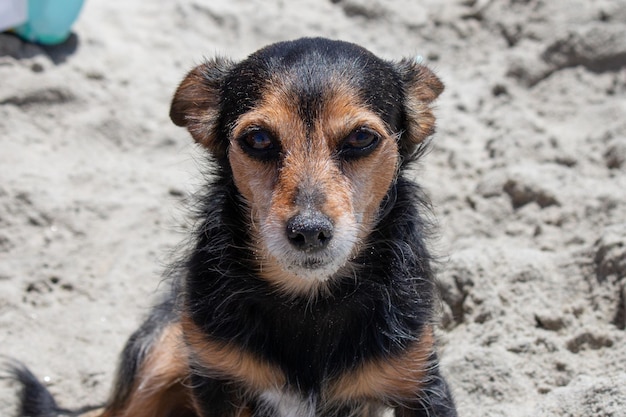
[394,59,444,158]
[170,58,234,157]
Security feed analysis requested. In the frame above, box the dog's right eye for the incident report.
[238,129,279,160]
[338,128,380,159]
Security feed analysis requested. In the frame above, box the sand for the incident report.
[1,0,625,416]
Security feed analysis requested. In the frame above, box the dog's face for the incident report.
[170,38,443,293]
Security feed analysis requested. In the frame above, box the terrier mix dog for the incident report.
[11,38,457,417]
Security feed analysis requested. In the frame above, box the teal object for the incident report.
[14,0,85,45]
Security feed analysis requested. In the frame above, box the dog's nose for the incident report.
[286,211,334,251]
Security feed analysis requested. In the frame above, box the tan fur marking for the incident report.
[328,326,435,402]
[341,138,398,237]
[181,314,286,392]
[404,96,437,145]
[102,323,196,417]
[318,85,399,237]
[229,85,306,224]
[399,62,444,147]
[170,59,233,156]
[317,84,392,148]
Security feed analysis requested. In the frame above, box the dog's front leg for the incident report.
[189,375,255,417]
[394,371,458,417]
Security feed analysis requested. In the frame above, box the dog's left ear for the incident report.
[395,59,444,156]
[170,58,234,158]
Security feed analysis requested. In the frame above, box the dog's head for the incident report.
[170,38,443,293]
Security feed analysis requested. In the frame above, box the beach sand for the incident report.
[1,1,625,415]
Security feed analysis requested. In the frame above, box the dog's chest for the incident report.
[259,390,316,417]
[257,389,389,417]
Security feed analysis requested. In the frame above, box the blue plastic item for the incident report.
[14,0,85,45]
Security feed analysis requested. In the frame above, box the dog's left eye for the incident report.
[244,130,274,150]
[238,129,279,160]
[339,128,380,158]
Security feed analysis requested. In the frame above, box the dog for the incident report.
[10,37,457,417]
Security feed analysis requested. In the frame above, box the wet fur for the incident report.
[10,38,457,417]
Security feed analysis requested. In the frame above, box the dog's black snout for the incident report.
[286,212,334,251]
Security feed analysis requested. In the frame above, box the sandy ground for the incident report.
[1,0,625,416]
